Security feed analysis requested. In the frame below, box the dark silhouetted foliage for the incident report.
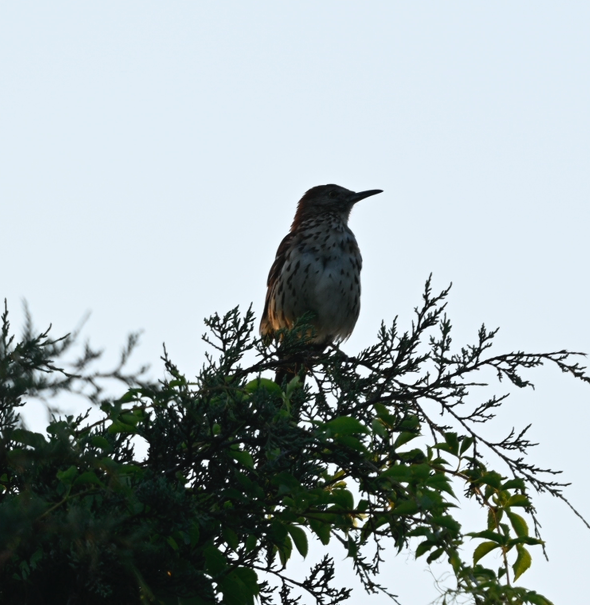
[0,280,588,604]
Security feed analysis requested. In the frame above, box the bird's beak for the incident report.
[350,189,383,204]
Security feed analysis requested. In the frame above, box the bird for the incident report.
[260,184,383,382]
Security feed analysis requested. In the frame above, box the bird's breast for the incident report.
[279,224,362,342]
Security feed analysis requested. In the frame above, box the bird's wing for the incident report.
[260,231,295,336]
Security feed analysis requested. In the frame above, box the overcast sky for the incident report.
[2,2,589,603]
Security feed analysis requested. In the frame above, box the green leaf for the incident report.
[107,421,136,434]
[393,431,418,448]
[278,535,293,566]
[272,472,301,495]
[270,519,288,544]
[120,412,140,426]
[501,478,526,491]
[189,523,200,547]
[223,527,239,551]
[415,540,435,558]
[245,534,257,553]
[287,525,308,558]
[426,473,456,497]
[512,544,532,581]
[409,463,432,480]
[219,570,255,605]
[427,548,445,563]
[230,450,254,469]
[330,489,354,510]
[56,465,77,485]
[233,567,259,597]
[506,494,530,508]
[392,500,418,515]
[506,511,529,538]
[73,471,104,487]
[431,515,461,532]
[467,530,506,545]
[459,436,474,455]
[204,544,227,575]
[90,436,111,451]
[473,541,500,564]
[245,378,282,397]
[323,416,369,436]
[479,472,502,489]
[399,415,420,431]
[443,432,459,456]
[308,518,331,545]
[382,465,411,482]
[371,418,388,438]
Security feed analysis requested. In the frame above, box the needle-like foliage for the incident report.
[0,280,588,604]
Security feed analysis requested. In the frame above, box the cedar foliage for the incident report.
[0,279,588,604]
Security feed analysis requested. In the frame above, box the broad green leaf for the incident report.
[272,472,301,495]
[287,525,308,558]
[73,471,104,487]
[393,431,419,448]
[443,432,459,455]
[371,418,388,438]
[323,416,369,436]
[107,421,135,434]
[478,472,502,489]
[233,568,259,596]
[278,535,293,566]
[333,434,366,451]
[467,530,506,545]
[507,494,530,508]
[382,465,411,481]
[90,436,111,451]
[426,473,456,497]
[189,523,200,547]
[219,570,255,605]
[308,518,331,545]
[392,500,418,515]
[223,527,239,551]
[501,478,526,491]
[512,544,532,581]
[203,544,227,575]
[120,412,140,426]
[409,463,431,480]
[459,436,474,455]
[399,415,420,431]
[56,465,77,485]
[427,548,445,563]
[473,541,500,564]
[230,450,254,469]
[244,378,282,397]
[330,489,354,510]
[270,519,288,543]
[415,540,435,558]
[245,534,257,553]
[506,511,528,538]
[431,515,461,532]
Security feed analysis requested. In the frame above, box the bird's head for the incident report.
[292,184,382,228]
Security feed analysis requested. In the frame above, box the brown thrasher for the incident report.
[260,184,382,382]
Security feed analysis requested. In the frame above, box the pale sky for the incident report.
[2,3,590,603]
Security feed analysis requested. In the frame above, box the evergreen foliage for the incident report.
[0,280,588,604]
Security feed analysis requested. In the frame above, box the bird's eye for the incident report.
[328,190,338,199]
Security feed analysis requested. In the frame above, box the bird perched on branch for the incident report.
[260,184,382,382]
